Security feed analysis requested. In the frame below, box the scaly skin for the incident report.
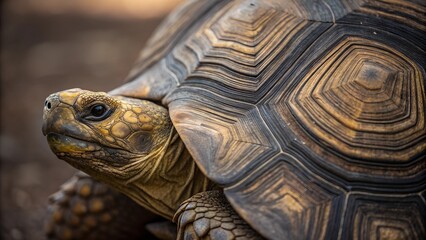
[174,191,262,240]
[42,89,212,219]
[45,172,162,240]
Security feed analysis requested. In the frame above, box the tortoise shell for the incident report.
[111,0,426,239]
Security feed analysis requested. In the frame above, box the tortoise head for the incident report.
[42,89,173,187]
[42,89,212,219]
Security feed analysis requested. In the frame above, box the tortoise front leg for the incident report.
[174,190,262,240]
[45,172,175,240]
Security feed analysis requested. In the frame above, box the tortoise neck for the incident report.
[126,128,213,219]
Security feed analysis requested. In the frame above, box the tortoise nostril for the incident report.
[47,101,52,109]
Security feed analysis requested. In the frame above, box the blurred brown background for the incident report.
[1,0,182,239]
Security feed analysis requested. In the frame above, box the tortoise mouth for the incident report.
[46,132,101,155]
[46,133,134,164]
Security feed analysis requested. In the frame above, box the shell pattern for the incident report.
[114,0,426,239]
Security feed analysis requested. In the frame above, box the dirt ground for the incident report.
[0,3,176,239]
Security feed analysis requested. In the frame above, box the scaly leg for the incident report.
[45,172,176,240]
[174,190,262,240]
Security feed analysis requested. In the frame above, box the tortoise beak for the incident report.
[42,89,98,157]
[42,93,61,136]
[42,88,84,135]
[42,88,86,136]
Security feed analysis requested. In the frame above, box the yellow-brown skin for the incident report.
[42,89,212,219]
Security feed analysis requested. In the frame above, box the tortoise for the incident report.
[42,0,426,239]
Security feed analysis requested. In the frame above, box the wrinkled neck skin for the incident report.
[77,126,214,220]
[121,128,213,219]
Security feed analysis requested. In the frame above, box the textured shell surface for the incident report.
[112,0,426,239]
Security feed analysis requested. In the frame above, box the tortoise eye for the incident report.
[84,104,110,121]
[91,105,106,117]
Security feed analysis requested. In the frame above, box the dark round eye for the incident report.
[91,105,107,117]
[84,104,111,121]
